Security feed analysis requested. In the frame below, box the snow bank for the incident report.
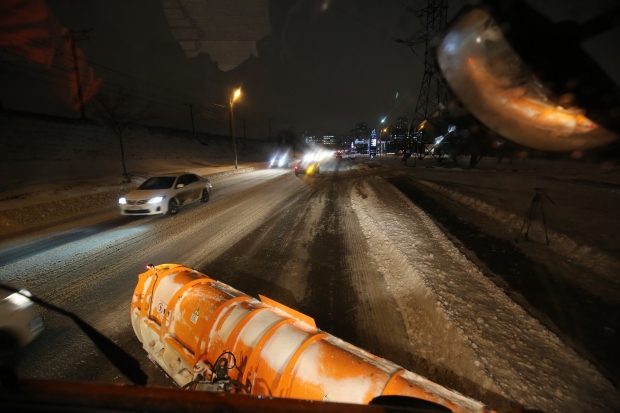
[0,112,273,232]
[416,179,620,289]
[0,112,274,202]
[349,177,619,413]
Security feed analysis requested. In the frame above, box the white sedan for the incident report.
[119,173,212,216]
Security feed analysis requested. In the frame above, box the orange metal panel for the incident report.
[285,337,396,404]
[276,332,328,398]
[259,294,316,328]
[241,318,295,392]
[170,283,240,361]
[160,279,212,347]
[382,370,478,413]
[131,265,494,413]
[224,305,269,381]
[253,323,313,396]
[202,297,252,365]
[234,308,295,388]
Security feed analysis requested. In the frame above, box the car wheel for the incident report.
[168,199,179,215]
[201,188,210,202]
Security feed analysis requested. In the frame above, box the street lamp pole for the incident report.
[229,88,241,170]
[378,117,386,162]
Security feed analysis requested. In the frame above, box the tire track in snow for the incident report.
[2,171,300,382]
[0,172,291,305]
[195,177,322,308]
[300,178,359,344]
[339,177,416,371]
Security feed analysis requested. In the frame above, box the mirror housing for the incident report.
[434,1,620,152]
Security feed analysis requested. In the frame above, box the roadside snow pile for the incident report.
[350,177,619,413]
[0,167,255,235]
[349,160,384,170]
[0,112,271,233]
[0,188,126,234]
[0,112,273,195]
[417,179,620,287]
[204,167,255,181]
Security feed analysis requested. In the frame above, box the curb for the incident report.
[204,167,254,180]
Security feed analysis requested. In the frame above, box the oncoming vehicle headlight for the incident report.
[148,196,164,204]
[119,197,127,204]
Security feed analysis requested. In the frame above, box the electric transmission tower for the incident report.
[397,0,448,156]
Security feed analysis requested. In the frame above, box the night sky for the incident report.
[0,0,618,139]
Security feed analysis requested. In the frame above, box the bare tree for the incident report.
[88,87,152,180]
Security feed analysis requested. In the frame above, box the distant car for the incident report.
[119,173,212,216]
[269,151,289,168]
[294,159,320,176]
[0,288,43,362]
[335,151,343,159]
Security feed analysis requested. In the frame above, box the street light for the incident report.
[378,117,386,162]
[229,87,242,169]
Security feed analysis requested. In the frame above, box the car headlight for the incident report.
[119,197,127,204]
[148,196,164,204]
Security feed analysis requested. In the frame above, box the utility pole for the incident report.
[229,100,237,169]
[189,103,195,132]
[69,29,92,119]
[397,1,448,159]
[229,88,241,170]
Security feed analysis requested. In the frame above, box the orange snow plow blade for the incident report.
[131,264,493,413]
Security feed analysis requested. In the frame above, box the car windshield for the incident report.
[1,1,619,413]
[138,177,176,190]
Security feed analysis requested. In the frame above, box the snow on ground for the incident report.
[3,112,620,411]
[0,112,279,233]
[350,176,620,413]
[0,112,277,208]
[411,161,620,291]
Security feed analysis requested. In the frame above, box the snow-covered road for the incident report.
[1,160,618,412]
